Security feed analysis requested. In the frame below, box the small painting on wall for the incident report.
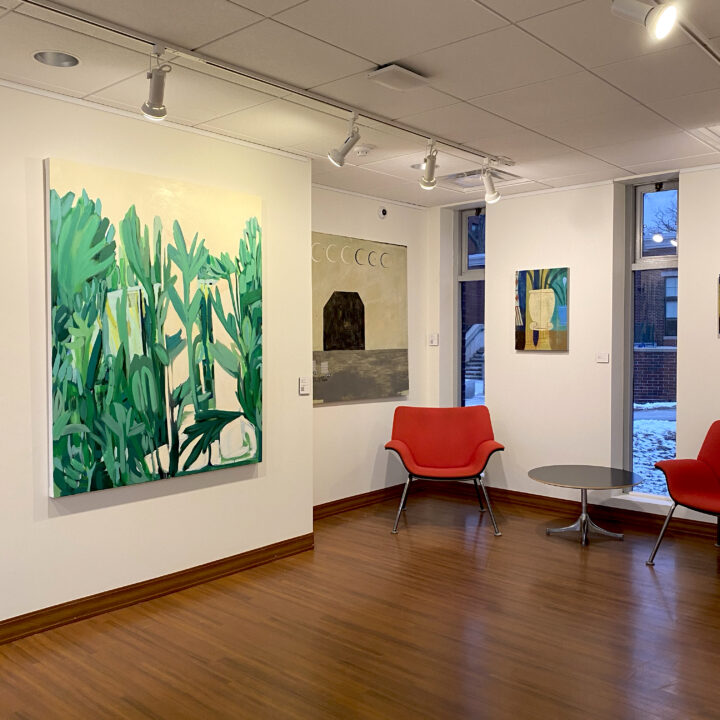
[515,267,568,351]
[312,232,408,404]
[47,158,263,497]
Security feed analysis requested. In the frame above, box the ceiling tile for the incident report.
[16,3,151,53]
[541,167,621,187]
[199,98,347,148]
[380,181,469,207]
[520,0,688,69]
[34,0,263,50]
[510,151,623,181]
[530,103,678,150]
[651,88,720,130]
[0,13,147,97]
[359,149,486,183]
[88,63,276,125]
[589,132,715,167]
[471,72,646,131]
[405,26,580,100]
[680,0,720,38]
[274,0,507,65]
[465,128,569,163]
[230,0,308,16]
[311,71,457,120]
[596,44,720,104]
[170,56,290,97]
[478,0,581,22]
[398,102,522,145]
[294,122,426,164]
[198,19,374,88]
[623,153,720,175]
[312,162,415,197]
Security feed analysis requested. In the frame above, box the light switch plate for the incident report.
[429,332,440,346]
[596,352,609,363]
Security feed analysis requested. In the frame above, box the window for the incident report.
[636,181,678,261]
[629,180,678,496]
[459,208,486,406]
[664,275,678,338]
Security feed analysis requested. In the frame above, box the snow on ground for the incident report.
[634,402,677,410]
[633,419,675,495]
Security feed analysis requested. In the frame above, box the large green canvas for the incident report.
[47,159,262,497]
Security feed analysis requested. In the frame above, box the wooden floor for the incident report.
[2,490,720,719]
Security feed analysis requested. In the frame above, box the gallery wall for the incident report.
[484,184,626,504]
[484,178,715,523]
[0,85,314,620]
[311,187,430,505]
[676,167,720,459]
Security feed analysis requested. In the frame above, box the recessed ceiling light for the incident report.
[33,51,79,68]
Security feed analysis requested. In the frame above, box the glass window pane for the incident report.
[632,269,676,496]
[461,280,484,406]
[642,188,677,258]
[467,214,485,269]
[665,276,678,296]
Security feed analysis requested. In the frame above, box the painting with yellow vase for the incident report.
[46,158,262,497]
[515,267,568,351]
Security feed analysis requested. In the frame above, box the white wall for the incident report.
[484,184,625,503]
[0,86,314,620]
[677,167,720,457]
[311,187,431,504]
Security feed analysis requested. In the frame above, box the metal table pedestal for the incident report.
[546,488,624,546]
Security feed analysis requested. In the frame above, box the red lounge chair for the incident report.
[385,405,504,535]
[647,420,720,565]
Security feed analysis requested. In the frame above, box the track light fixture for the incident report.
[419,140,438,190]
[141,45,172,121]
[328,111,360,167]
[482,168,500,204]
[611,0,677,40]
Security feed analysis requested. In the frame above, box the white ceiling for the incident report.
[2,0,720,207]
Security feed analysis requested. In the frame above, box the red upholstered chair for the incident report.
[385,405,504,535]
[647,421,720,566]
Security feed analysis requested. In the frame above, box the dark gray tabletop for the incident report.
[528,464,642,490]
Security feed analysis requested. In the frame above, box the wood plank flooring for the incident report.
[2,489,720,719]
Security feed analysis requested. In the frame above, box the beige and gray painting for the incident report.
[312,232,408,404]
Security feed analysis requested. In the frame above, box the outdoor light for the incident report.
[482,169,501,204]
[141,45,171,121]
[419,140,438,190]
[652,233,664,243]
[611,0,677,40]
[328,112,360,167]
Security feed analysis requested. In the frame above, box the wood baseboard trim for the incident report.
[0,532,314,646]
[421,481,716,539]
[314,484,404,520]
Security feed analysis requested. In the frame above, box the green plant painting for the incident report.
[47,159,262,497]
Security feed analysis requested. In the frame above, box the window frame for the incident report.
[457,207,486,407]
[459,208,486,281]
[633,180,679,271]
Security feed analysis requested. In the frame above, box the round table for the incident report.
[528,465,642,545]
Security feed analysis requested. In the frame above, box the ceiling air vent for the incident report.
[367,64,428,91]
[438,167,524,192]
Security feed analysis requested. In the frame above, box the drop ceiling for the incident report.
[2,0,720,207]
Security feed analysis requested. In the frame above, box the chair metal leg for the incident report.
[646,502,677,566]
[392,476,412,534]
[478,477,501,536]
[402,477,412,511]
[472,477,486,512]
